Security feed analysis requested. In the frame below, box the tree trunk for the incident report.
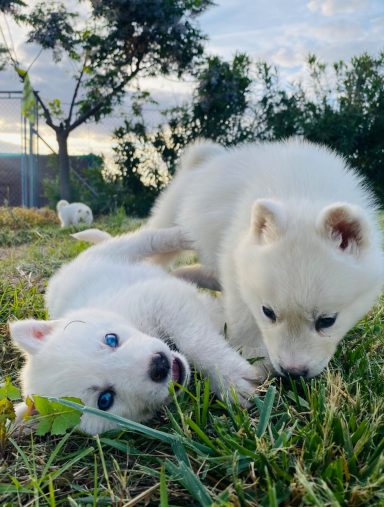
[56,128,71,200]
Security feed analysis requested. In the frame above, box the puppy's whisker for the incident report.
[64,320,87,331]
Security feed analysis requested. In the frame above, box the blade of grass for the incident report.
[160,465,169,507]
[41,431,72,477]
[256,385,276,438]
[165,460,212,507]
[122,482,159,507]
[48,446,95,483]
[48,398,179,445]
[95,435,114,502]
[48,475,56,507]
[201,378,210,428]
[186,417,219,452]
[93,453,98,507]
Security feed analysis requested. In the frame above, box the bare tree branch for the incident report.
[33,90,56,130]
[67,55,88,127]
[68,60,144,132]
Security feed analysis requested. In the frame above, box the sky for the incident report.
[0,0,382,161]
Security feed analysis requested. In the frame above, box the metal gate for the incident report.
[0,90,39,207]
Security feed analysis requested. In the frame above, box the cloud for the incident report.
[372,16,384,34]
[307,0,368,16]
[311,22,363,42]
[271,47,310,69]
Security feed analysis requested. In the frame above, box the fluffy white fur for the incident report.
[148,138,384,379]
[56,200,93,227]
[9,227,260,435]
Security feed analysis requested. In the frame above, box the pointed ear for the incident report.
[317,203,370,255]
[250,199,287,244]
[9,319,60,355]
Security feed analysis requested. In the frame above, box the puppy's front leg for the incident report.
[133,283,267,406]
[178,324,267,407]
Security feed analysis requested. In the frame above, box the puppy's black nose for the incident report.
[149,352,170,382]
[280,366,309,379]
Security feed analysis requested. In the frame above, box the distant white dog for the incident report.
[148,138,384,380]
[9,227,260,435]
[56,200,93,227]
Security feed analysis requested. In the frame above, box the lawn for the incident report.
[0,209,383,506]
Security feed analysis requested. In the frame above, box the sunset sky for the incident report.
[0,0,382,162]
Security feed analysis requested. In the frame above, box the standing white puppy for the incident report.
[148,139,384,379]
[56,200,93,227]
[9,227,260,435]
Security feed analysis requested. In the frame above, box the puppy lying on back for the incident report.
[9,227,261,435]
[56,200,93,227]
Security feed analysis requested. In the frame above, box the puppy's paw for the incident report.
[172,226,195,250]
[211,359,268,408]
[11,402,36,437]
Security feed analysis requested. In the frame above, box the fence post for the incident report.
[21,106,28,207]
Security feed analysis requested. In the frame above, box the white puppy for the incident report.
[148,138,384,379]
[56,200,93,227]
[9,227,260,435]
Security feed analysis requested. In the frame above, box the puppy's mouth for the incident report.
[171,357,186,389]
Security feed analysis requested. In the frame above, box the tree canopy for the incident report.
[255,52,384,201]
[0,0,213,199]
[111,50,384,215]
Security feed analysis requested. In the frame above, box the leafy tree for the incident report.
[191,53,253,141]
[0,0,25,14]
[255,52,384,201]
[112,52,253,212]
[113,131,168,216]
[155,52,254,170]
[0,0,213,199]
[252,61,306,140]
[112,50,384,215]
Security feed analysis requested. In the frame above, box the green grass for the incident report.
[0,213,383,506]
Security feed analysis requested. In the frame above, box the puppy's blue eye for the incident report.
[262,306,276,322]
[97,390,114,411]
[315,314,337,332]
[105,333,119,348]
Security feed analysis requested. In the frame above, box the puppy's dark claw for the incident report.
[243,376,264,386]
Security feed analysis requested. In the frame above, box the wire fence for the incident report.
[0,90,39,207]
[0,88,173,209]
[0,90,100,208]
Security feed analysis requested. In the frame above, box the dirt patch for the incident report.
[0,244,28,261]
